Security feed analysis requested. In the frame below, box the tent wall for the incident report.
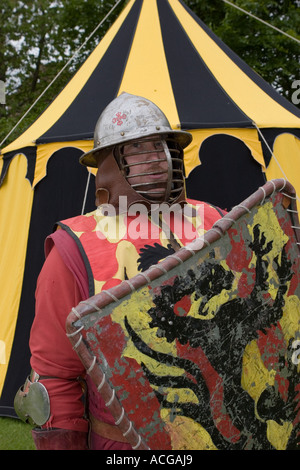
[0,154,34,403]
[185,128,300,211]
[263,130,300,207]
[185,133,266,211]
[0,148,96,415]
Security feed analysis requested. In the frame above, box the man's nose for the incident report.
[147,145,164,161]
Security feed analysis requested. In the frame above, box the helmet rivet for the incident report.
[97,140,100,145]
[120,131,125,136]
[156,126,160,130]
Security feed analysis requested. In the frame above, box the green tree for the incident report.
[0,0,125,146]
[215,0,300,101]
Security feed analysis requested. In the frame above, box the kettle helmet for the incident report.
[80,92,192,168]
[80,93,192,208]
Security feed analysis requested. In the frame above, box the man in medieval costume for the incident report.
[15,93,224,449]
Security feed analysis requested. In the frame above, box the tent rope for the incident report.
[0,0,124,149]
[81,170,92,215]
[221,0,300,45]
[253,122,300,205]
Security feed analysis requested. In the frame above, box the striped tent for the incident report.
[1,0,300,416]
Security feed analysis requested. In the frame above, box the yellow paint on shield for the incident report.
[250,202,288,253]
[161,387,199,407]
[161,410,217,450]
[111,289,184,377]
[248,202,289,300]
[242,340,276,402]
[267,421,293,450]
[0,155,34,393]
[242,344,293,448]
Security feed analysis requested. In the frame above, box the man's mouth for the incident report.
[148,168,168,181]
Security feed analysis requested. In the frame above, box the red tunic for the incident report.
[30,229,133,449]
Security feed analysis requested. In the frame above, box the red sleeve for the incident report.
[29,241,132,449]
[29,244,88,432]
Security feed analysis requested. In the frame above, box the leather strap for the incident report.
[89,413,129,443]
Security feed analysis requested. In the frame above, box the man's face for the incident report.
[121,138,169,200]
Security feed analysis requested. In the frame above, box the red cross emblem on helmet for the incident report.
[112,112,127,126]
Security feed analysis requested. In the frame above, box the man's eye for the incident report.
[154,141,164,152]
[124,143,140,153]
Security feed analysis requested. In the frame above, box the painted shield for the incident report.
[66,179,300,450]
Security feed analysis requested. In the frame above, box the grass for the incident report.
[0,417,35,450]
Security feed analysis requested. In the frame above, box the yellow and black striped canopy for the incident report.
[2,0,300,154]
[2,0,300,206]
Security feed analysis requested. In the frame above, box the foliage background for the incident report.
[0,0,299,148]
